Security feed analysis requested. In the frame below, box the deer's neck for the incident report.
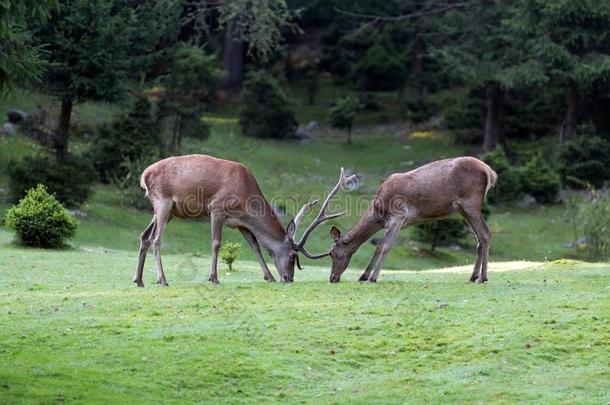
[242,201,287,254]
[341,204,385,253]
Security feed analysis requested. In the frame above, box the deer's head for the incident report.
[287,168,356,281]
[327,226,354,283]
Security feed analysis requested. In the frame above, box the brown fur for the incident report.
[329,157,497,284]
[134,154,296,287]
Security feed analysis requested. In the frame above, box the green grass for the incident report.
[1,89,608,403]
[0,233,608,403]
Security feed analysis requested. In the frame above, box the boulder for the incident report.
[295,121,320,140]
[2,122,16,136]
[517,194,536,208]
[7,109,28,123]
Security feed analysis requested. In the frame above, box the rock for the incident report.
[2,122,16,136]
[517,194,536,208]
[68,209,87,218]
[7,109,28,123]
[295,121,320,140]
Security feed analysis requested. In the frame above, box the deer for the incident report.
[320,157,498,284]
[133,154,355,287]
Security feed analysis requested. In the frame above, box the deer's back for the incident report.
[374,157,490,219]
[141,154,262,217]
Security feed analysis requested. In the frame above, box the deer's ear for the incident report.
[286,219,296,239]
[330,226,341,242]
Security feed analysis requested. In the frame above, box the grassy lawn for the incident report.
[0,233,608,403]
[1,89,607,403]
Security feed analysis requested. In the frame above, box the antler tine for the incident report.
[291,199,319,237]
[299,245,331,260]
[295,167,356,249]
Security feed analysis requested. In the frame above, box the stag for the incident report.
[133,154,354,286]
[324,157,497,283]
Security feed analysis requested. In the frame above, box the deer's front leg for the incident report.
[359,235,386,281]
[367,220,403,283]
[209,212,225,285]
[239,227,276,282]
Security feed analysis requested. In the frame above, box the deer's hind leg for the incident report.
[134,216,156,287]
[208,211,225,285]
[459,206,491,284]
[151,201,174,287]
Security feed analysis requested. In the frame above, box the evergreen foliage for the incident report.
[5,184,77,248]
[519,153,562,204]
[8,154,97,208]
[89,97,165,183]
[558,136,610,188]
[328,95,362,144]
[239,71,297,139]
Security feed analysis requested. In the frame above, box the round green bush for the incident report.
[238,71,298,139]
[8,153,97,208]
[557,136,610,188]
[480,148,523,204]
[520,153,561,204]
[5,184,77,248]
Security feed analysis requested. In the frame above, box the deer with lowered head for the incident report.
[133,154,354,287]
[322,157,497,284]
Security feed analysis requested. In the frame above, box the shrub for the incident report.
[112,154,160,209]
[220,242,241,271]
[566,188,610,261]
[328,95,362,145]
[519,153,562,203]
[5,184,77,248]
[557,136,610,188]
[480,148,522,204]
[353,43,407,91]
[413,218,468,251]
[239,71,298,139]
[89,97,165,182]
[444,92,483,144]
[8,153,97,208]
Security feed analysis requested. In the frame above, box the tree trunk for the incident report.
[483,84,504,151]
[55,96,73,155]
[411,35,424,100]
[560,83,580,143]
[222,19,244,90]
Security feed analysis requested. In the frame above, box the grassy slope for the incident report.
[0,89,607,403]
[0,127,576,271]
[0,236,608,403]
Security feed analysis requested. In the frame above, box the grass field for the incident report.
[0,233,608,403]
[1,90,608,403]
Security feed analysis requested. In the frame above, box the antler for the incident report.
[294,167,356,259]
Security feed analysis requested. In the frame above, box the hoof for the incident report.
[358,275,369,282]
[469,274,479,283]
[475,277,487,284]
[134,279,145,288]
[157,280,169,287]
[208,276,219,285]
[367,278,377,283]
[264,276,276,282]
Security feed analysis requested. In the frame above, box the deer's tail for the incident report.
[140,171,149,198]
[482,162,498,198]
